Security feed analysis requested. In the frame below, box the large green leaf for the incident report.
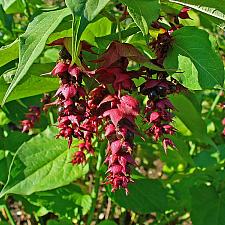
[25,184,91,217]
[0,39,19,67]
[65,0,110,63]
[1,8,71,106]
[0,127,89,197]
[168,0,225,21]
[0,63,58,103]
[121,0,160,35]
[191,185,225,225]
[164,27,224,90]
[110,178,168,213]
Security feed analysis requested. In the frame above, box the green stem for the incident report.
[116,17,122,42]
[206,90,223,119]
[87,141,106,225]
[48,110,55,125]
[24,0,32,21]
[3,204,15,225]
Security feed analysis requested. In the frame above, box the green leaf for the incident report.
[1,8,71,106]
[81,16,112,46]
[95,26,140,49]
[170,94,216,147]
[25,184,91,217]
[65,0,110,63]
[191,185,225,225]
[98,220,118,225]
[0,127,89,197]
[110,178,168,213]
[2,0,25,14]
[47,219,73,225]
[0,63,58,103]
[0,151,13,184]
[121,0,160,35]
[0,40,19,67]
[169,0,225,21]
[164,27,224,90]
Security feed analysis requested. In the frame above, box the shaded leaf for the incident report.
[25,184,91,217]
[110,178,168,213]
[98,221,118,225]
[191,185,225,225]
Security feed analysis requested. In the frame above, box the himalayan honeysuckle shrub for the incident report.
[45,18,186,193]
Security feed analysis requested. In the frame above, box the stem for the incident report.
[206,90,223,119]
[116,17,122,42]
[48,110,55,125]
[87,141,106,225]
[3,204,15,225]
[24,0,32,21]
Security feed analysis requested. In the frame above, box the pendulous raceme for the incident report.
[41,11,191,193]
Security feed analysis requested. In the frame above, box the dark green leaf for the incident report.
[1,8,71,106]
[98,220,118,225]
[121,0,160,35]
[191,185,225,225]
[0,151,13,184]
[110,178,168,213]
[47,219,73,225]
[164,27,224,90]
[25,184,91,217]
[0,127,89,197]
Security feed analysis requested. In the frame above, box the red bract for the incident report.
[178,7,191,19]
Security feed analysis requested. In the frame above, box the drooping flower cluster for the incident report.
[102,95,139,193]
[49,58,97,164]
[140,14,188,152]
[20,106,41,132]
[47,15,186,193]
[140,78,178,152]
